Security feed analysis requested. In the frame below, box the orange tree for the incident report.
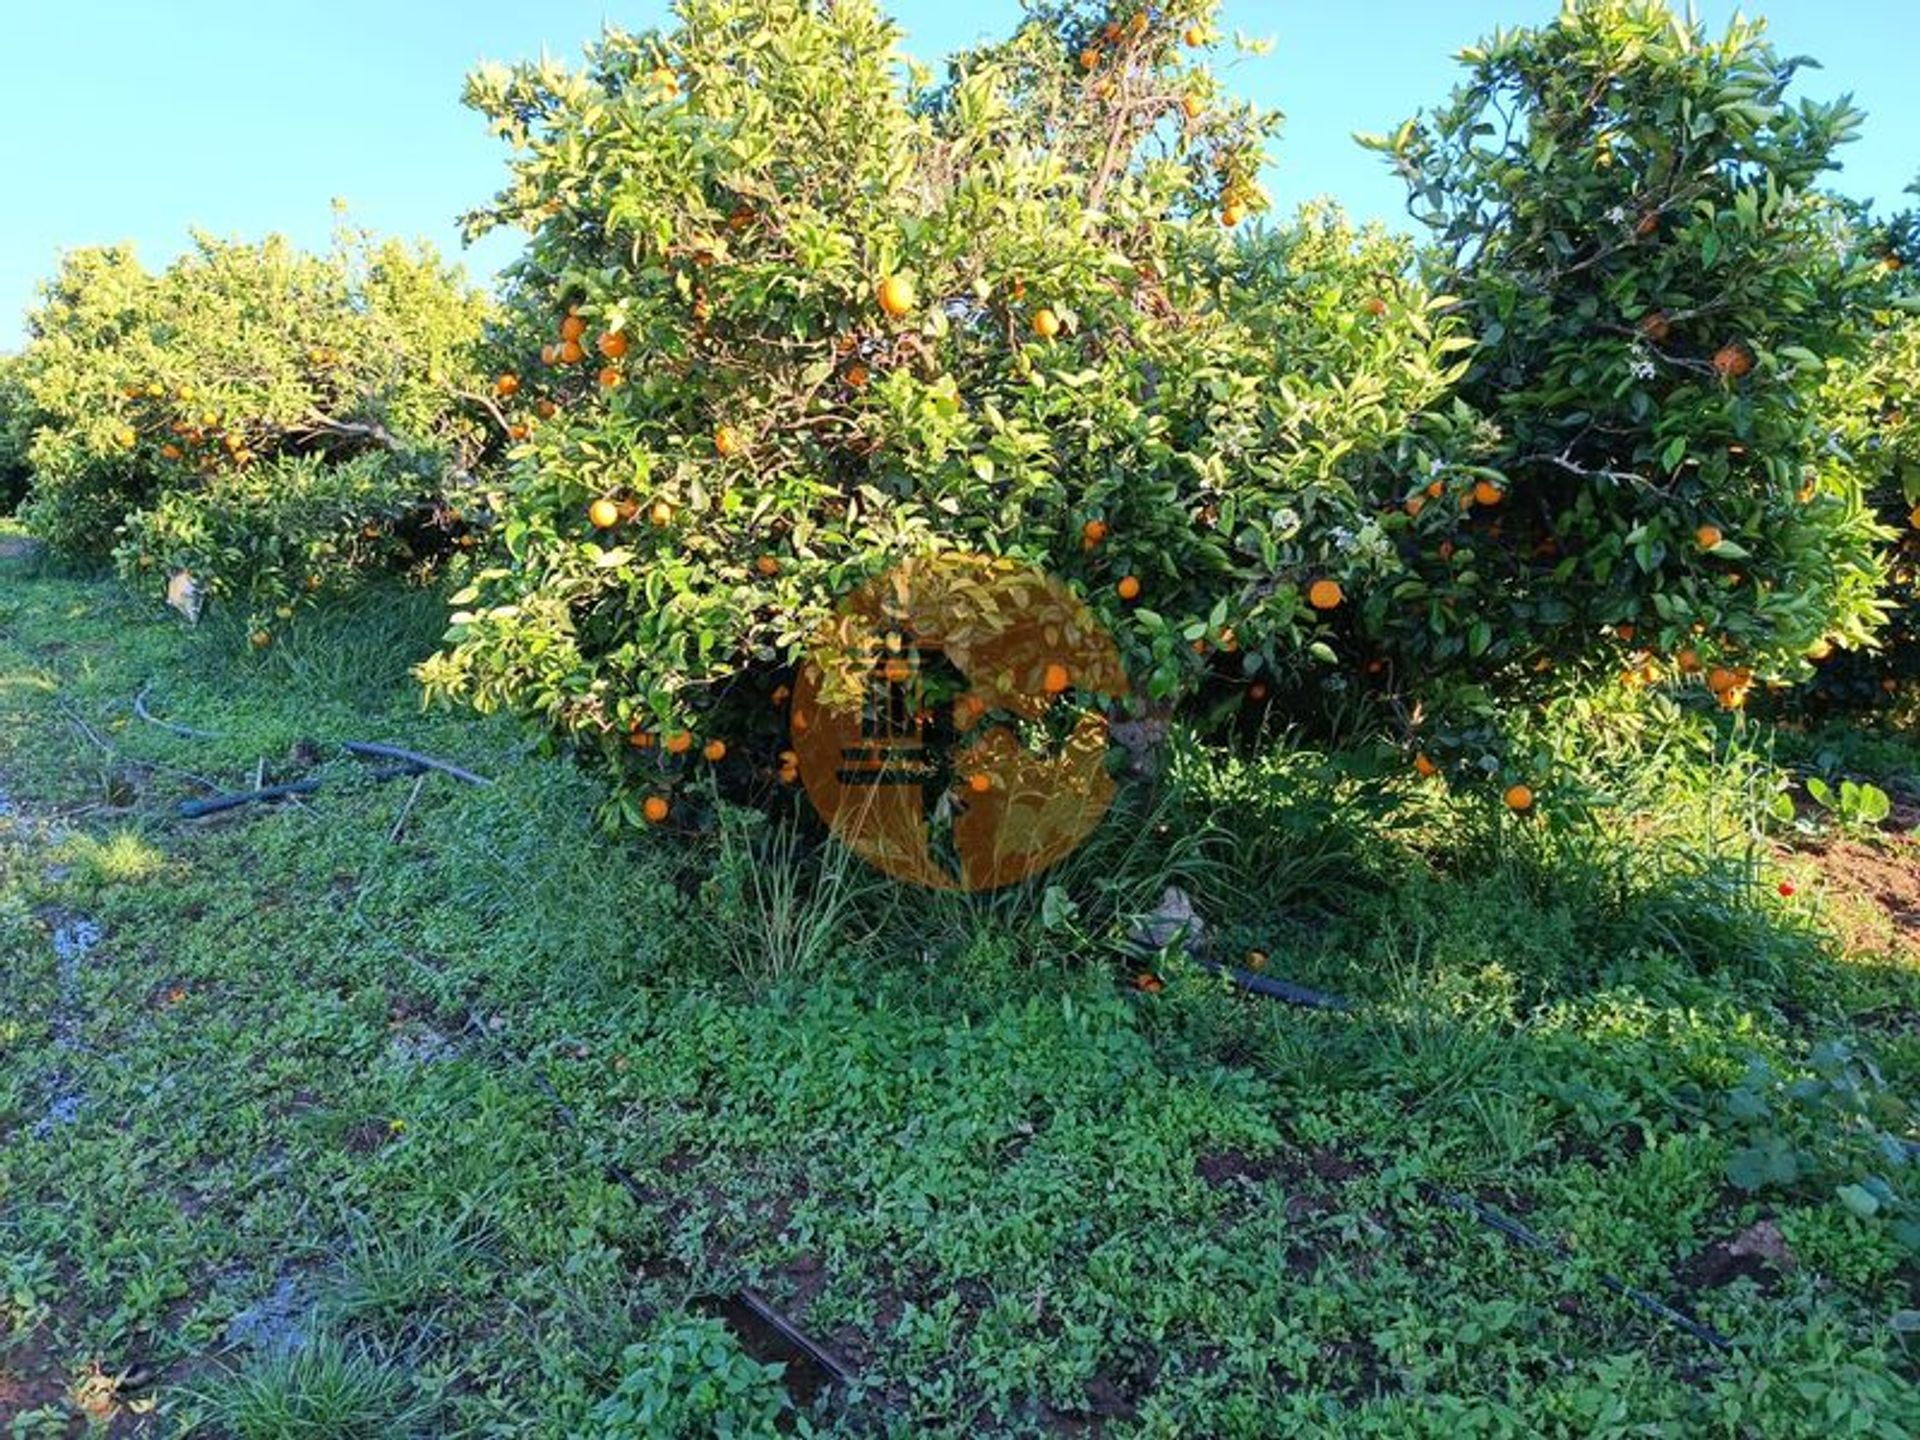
[1789,190,1920,717]
[426,0,1487,825]
[1364,0,1892,761]
[14,224,494,635]
[431,0,1900,827]
[0,354,30,514]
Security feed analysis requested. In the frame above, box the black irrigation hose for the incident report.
[1202,964,1733,1355]
[1428,1187,1733,1353]
[342,741,493,788]
[1194,954,1353,1011]
[523,1054,863,1403]
[177,764,421,819]
[133,682,226,741]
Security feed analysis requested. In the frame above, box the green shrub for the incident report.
[1366,0,1893,735]
[425,0,1907,827]
[117,451,468,639]
[0,353,33,513]
[424,0,1489,817]
[13,222,494,632]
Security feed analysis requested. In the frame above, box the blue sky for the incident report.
[3,2,1913,347]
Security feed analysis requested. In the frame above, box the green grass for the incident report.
[2,559,1918,1435]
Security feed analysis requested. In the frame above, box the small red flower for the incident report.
[1777,881,1796,898]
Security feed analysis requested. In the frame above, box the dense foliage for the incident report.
[420,0,1914,824]
[0,353,31,513]
[1365,0,1894,741]
[424,0,1492,820]
[11,225,493,633]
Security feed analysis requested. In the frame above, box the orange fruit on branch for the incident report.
[641,795,670,824]
[1116,575,1141,602]
[1033,308,1062,339]
[495,373,521,398]
[876,274,916,318]
[588,499,621,530]
[597,331,629,360]
[1307,579,1343,611]
[1503,784,1534,812]
[1695,524,1723,550]
[1711,343,1753,379]
[714,424,744,457]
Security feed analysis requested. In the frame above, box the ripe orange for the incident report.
[1362,296,1388,318]
[588,499,621,529]
[966,772,992,795]
[1695,524,1723,550]
[1308,578,1343,611]
[703,739,728,763]
[160,443,182,460]
[1472,480,1504,507]
[1182,94,1203,121]
[1414,752,1438,778]
[1033,308,1062,339]
[1503,784,1534,813]
[1248,681,1269,701]
[598,366,623,390]
[1245,950,1268,971]
[1184,25,1205,45]
[755,555,781,577]
[1711,343,1753,379]
[540,344,558,366]
[1042,662,1070,695]
[1426,480,1444,499]
[1221,200,1247,228]
[876,274,916,318]
[1637,311,1672,343]
[1677,647,1702,674]
[1634,212,1660,237]
[598,331,629,360]
[1081,518,1108,548]
[1135,973,1164,994]
[1405,496,1426,518]
[509,424,530,441]
[495,374,520,398]
[113,426,137,449]
[649,501,674,528]
[642,795,670,824]
[1116,575,1141,602]
[1909,505,1920,528]
[1080,47,1101,71]
[536,399,559,419]
[664,731,694,756]
[845,362,870,389]
[714,424,744,457]
[1806,638,1833,661]
[560,312,586,342]
[560,340,586,364]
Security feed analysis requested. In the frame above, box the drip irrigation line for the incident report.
[178,763,421,819]
[342,741,492,787]
[1194,954,1353,1011]
[1207,960,1734,1356]
[133,683,225,741]
[1429,1187,1733,1353]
